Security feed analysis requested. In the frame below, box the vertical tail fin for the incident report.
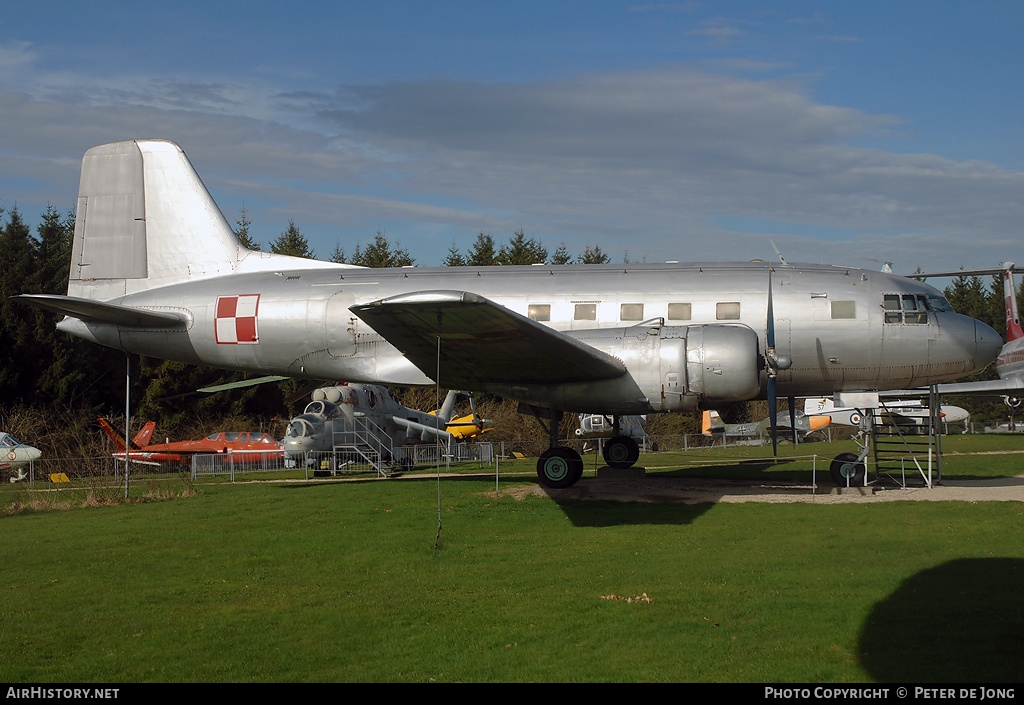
[701,410,725,434]
[96,418,128,451]
[70,140,243,300]
[68,139,339,301]
[1002,263,1023,342]
[438,390,459,423]
[132,422,156,448]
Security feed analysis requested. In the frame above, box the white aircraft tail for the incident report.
[803,397,835,415]
[67,139,338,301]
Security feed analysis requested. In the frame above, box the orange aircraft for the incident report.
[98,418,284,465]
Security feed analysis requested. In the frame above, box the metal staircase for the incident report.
[331,417,399,477]
[869,391,942,488]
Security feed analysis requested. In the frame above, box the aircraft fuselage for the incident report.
[57,261,999,414]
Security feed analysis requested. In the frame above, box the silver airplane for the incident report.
[18,139,1002,488]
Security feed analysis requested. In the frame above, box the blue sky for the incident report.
[2,1,1022,272]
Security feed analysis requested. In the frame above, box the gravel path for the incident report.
[498,469,1024,504]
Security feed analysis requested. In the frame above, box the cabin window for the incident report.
[668,303,691,320]
[883,293,930,324]
[716,302,740,320]
[620,303,643,321]
[529,304,550,322]
[574,303,597,320]
[883,294,902,323]
[831,301,856,319]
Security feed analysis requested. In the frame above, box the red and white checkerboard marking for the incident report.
[215,294,260,344]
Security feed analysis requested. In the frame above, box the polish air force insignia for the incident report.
[215,294,260,344]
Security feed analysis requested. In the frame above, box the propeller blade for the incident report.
[767,266,778,456]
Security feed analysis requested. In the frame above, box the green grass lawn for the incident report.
[2,436,1023,683]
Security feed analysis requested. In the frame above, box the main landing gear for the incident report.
[602,434,640,469]
[522,405,640,489]
[537,446,584,489]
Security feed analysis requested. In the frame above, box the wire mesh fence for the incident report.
[0,431,847,488]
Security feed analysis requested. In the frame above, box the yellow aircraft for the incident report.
[432,392,493,440]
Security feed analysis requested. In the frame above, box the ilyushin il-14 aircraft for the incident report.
[18,139,1004,488]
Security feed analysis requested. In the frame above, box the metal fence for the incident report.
[2,455,187,488]
[0,427,886,488]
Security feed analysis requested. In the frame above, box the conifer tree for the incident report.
[551,243,572,265]
[270,220,314,258]
[442,241,467,267]
[234,206,261,251]
[467,232,498,266]
[350,228,414,268]
[0,207,38,400]
[578,243,611,264]
[498,228,547,265]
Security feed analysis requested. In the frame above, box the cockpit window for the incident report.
[1,435,19,448]
[303,400,337,417]
[929,296,955,313]
[883,293,930,324]
[286,415,323,439]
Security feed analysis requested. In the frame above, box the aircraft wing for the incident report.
[350,290,627,388]
[878,379,1024,398]
[933,379,1024,397]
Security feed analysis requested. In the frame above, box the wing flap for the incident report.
[350,290,626,387]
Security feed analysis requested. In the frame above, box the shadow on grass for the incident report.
[552,499,714,527]
[859,558,1024,682]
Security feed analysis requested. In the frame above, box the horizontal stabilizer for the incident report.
[17,294,186,328]
[350,290,627,388]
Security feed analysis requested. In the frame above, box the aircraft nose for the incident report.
[974,319,1002,370]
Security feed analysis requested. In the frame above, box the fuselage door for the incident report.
[326,291,358,358]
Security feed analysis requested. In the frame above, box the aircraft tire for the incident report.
[603,436,640,469]
[537,447,584,489]
[829,452,866,486]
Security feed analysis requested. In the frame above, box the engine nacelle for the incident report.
[570,323,761,412]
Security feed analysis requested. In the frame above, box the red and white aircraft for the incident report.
[923,263,1024,396]
[98,418,283,465]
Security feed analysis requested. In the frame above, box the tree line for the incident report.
[1,203,1021,452]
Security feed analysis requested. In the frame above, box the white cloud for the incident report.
[1,59,1021,271]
